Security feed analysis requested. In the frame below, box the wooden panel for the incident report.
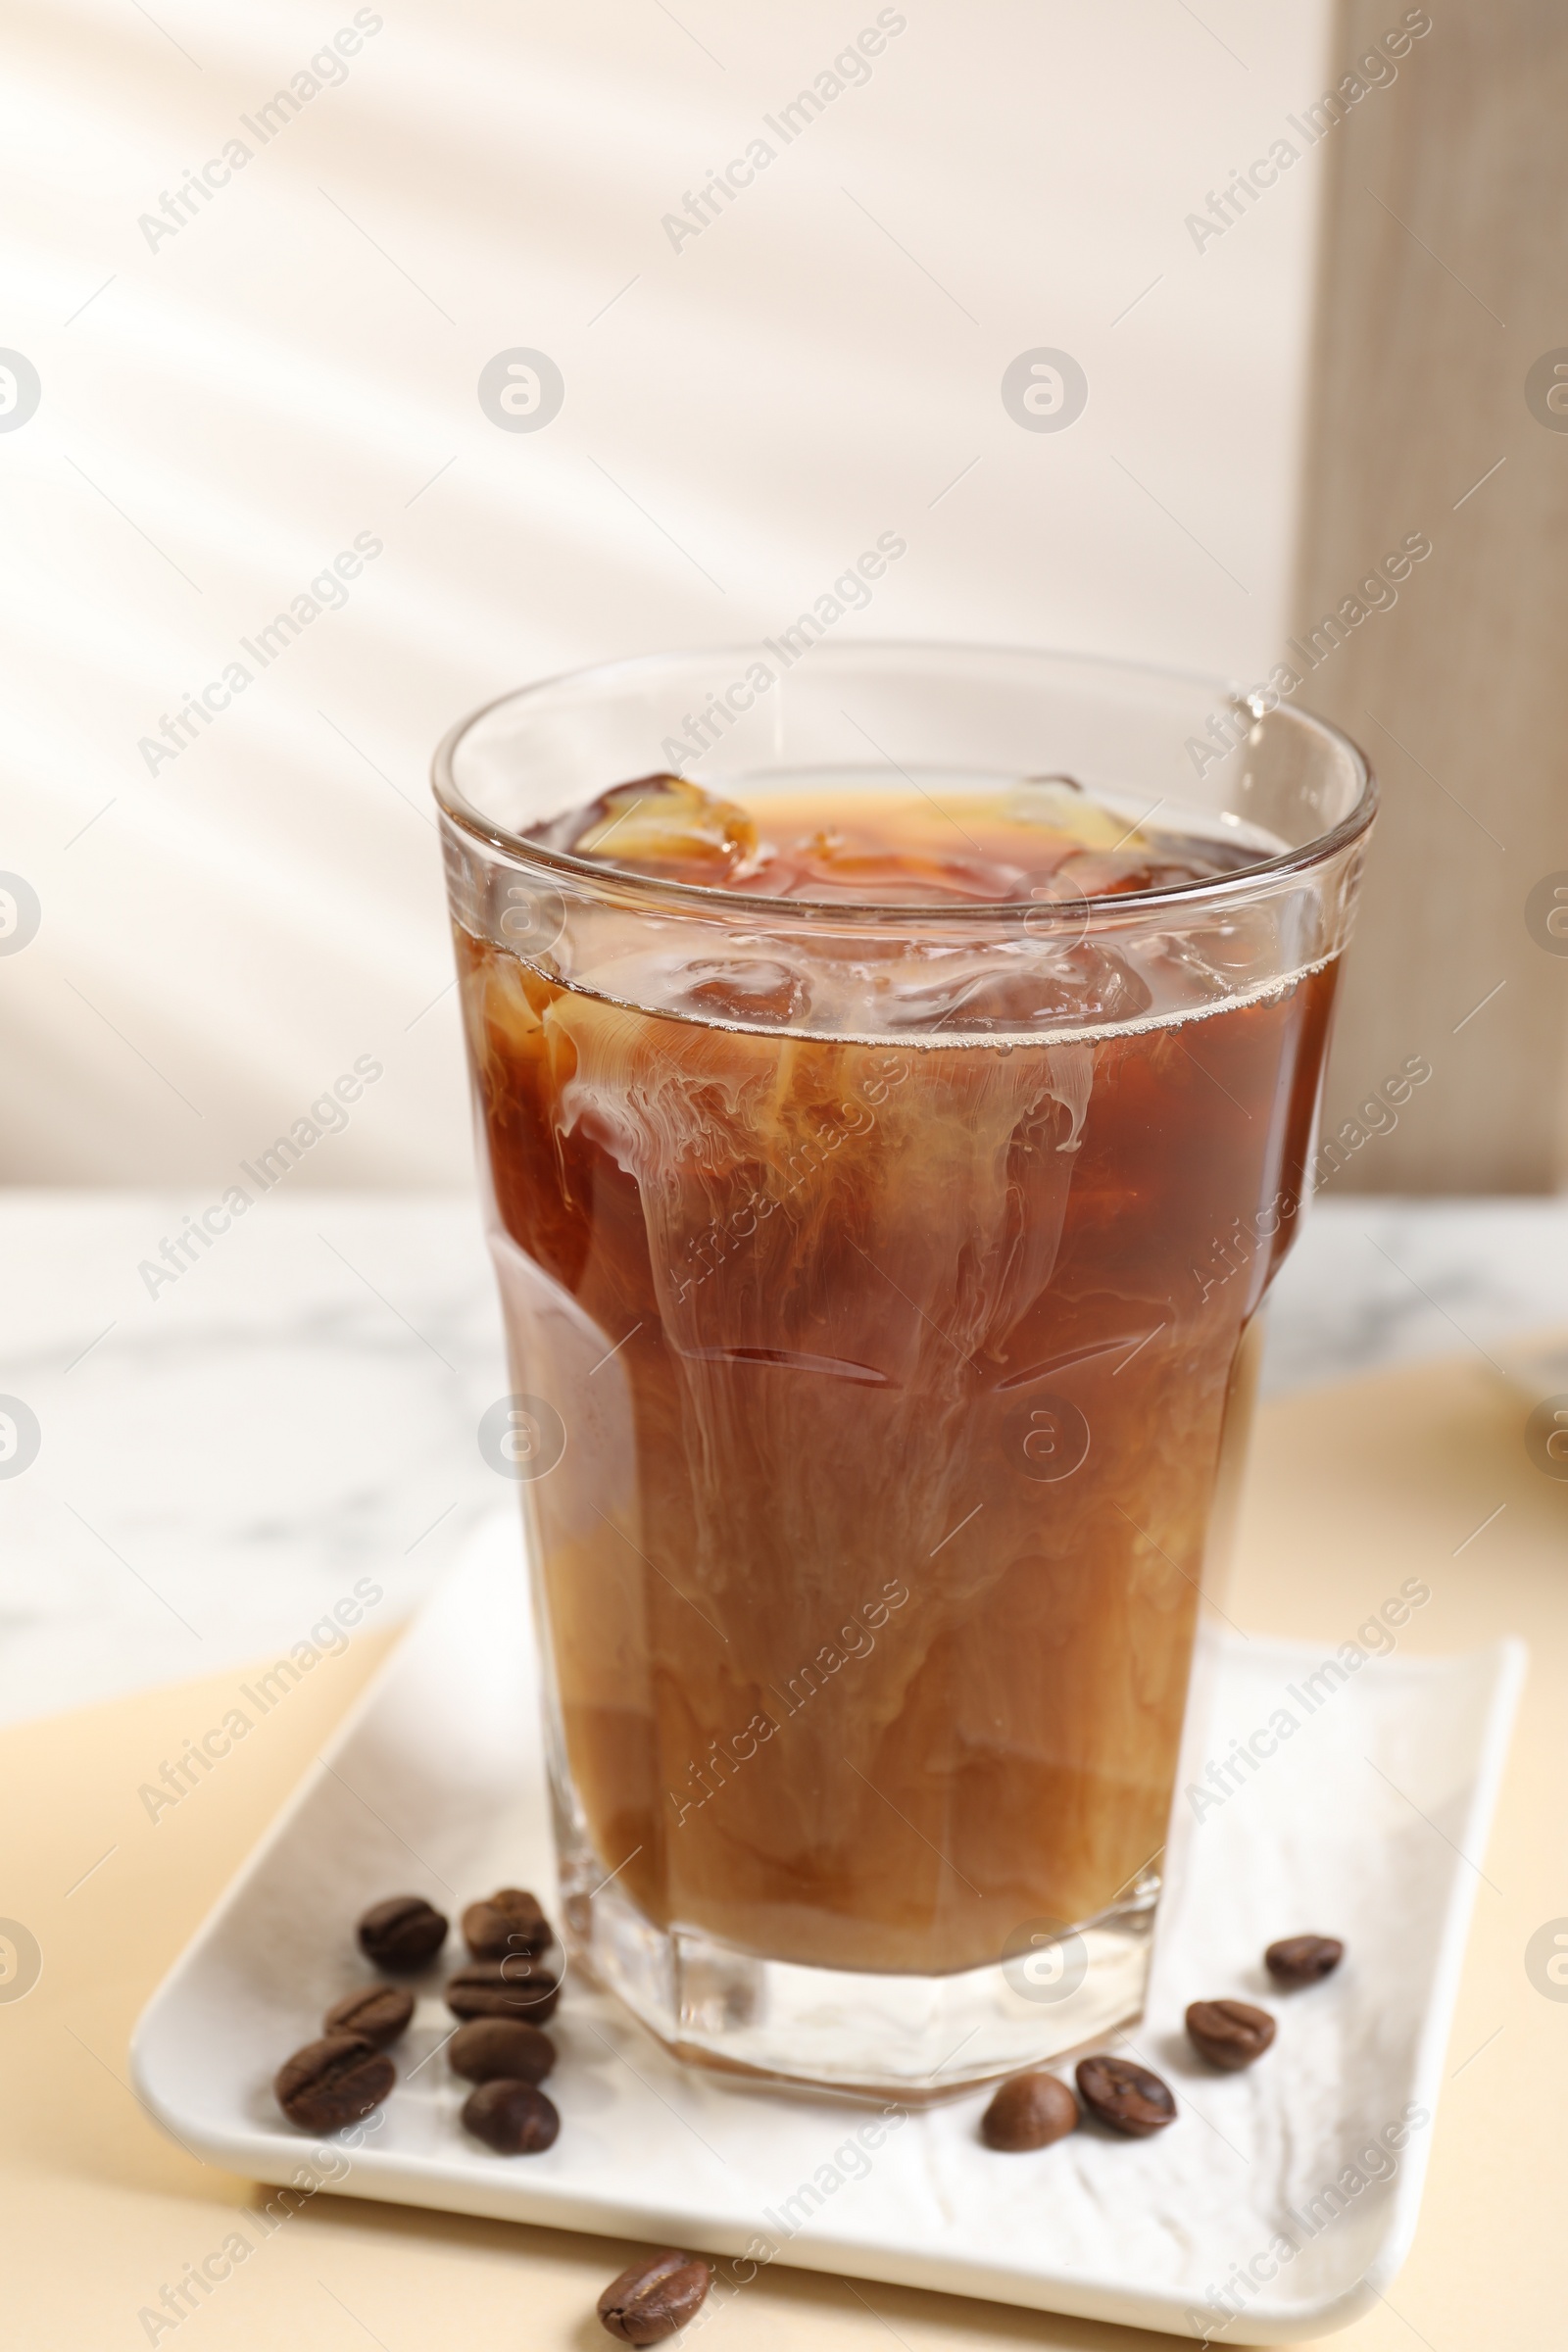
[1293,1,1568,1191]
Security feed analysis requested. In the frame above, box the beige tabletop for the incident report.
[4,1348,1562,2349]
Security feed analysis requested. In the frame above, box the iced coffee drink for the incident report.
[435,646,1373,2095]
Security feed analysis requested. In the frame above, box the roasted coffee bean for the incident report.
[357,1894,448,1973]
[1186,1998,1276,2071]
[1265,1935,1344,1987]
[461,2078,560,2155]
[980,2071,1078,2151]
[462,1886,553,1961]
[1075,2054,1177,2137]
[449,2017,556,2085]
[323,1984,415,2048]
[445,1956,562,2023]
[597,2249,711,2343]
[274,2034,394,2132]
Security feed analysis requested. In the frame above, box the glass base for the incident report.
[562,1854,1156,2103]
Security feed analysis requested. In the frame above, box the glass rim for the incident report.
[431,637,1378,926]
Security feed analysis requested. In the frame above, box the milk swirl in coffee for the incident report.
[454,772,1334,1977]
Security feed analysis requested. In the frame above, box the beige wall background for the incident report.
[7,0,1556,1195]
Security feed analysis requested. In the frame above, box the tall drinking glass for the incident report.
[433,643,1374,2099]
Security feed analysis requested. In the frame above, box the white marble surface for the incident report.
[2,1190,1565,1730]
[0,1193,506,1729]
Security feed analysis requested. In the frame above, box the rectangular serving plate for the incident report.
[132,1517,1522,2342]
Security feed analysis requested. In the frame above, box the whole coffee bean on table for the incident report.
[981,2071,1079,2151]
[323,1984,415,2048]
[461,2078,560,2154]
[1186,1999,1276,2071]
[450,2018,556,2084]
[274,2034,394,2132]
[357,1894,448,1972]
[598,2250,711,2344]
[446,1957,562,2022]
[1265,1935,1344,1987]
[462,1886,553,1960]
[1075,2054,1177,2137]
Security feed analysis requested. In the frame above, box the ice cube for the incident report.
[1006,776,1150,853]
[887,947,1152,1031]
[675,957,811,1026]
[1054,849,1221,899]
[755,828,1027,905]
[532,774,757,883]
[1151,906,1278,995]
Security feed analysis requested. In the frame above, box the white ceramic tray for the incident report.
[133,1518,1522,2344]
